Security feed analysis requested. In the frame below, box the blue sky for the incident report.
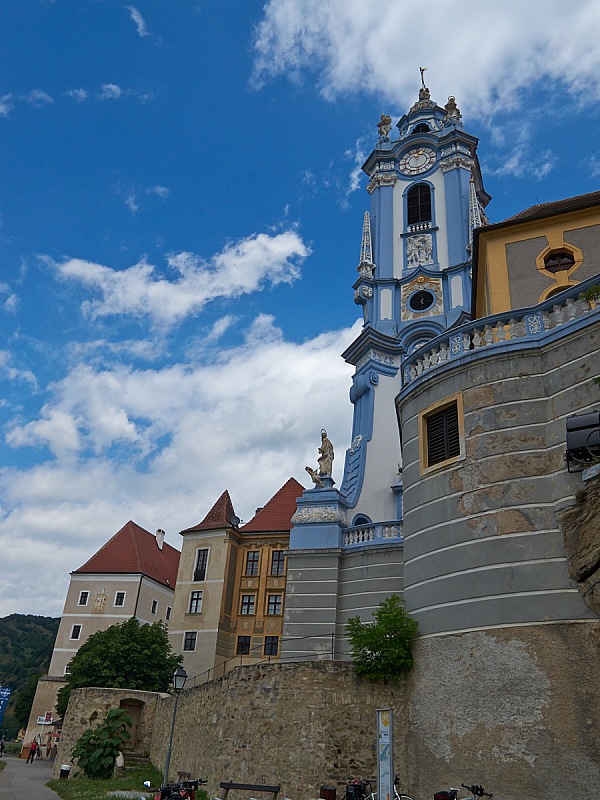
[1,0,599,617]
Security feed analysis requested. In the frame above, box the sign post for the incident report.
[376,708,393,800]
[0,686,12,728]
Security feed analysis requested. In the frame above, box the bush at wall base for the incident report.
[71,708,132,779]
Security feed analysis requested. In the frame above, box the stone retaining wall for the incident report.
[148,661,407,800]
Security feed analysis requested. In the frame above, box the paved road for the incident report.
[0,757,60,800]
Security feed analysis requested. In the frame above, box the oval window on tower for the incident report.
[409,290,435,312]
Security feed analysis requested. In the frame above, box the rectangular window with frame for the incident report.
[189,590,203,614]
[64,665,72,676]
[240,594,255,615]
[245,550,260,576]
[78,591,89,606]
[194,549,209,582]
[70,624,81,640]
[236,635,251,655]
[114,591,126,607]
[266,594,282,615]
[264,636,279,656]
[420,393,464,472]
[166,606,172,621]
[151,599,158,615]
[183,631,197,651]
[271,550,285,576]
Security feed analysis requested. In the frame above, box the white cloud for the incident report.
[125,192,139,213]
[0,350,37,386]
[252,0,600,115]
[48,230,310,328]
[67,88,88,102]
[0,318,360,615]
[97,83,123,100]
[126,5,151,38]
[7,408,81,458]
[147,186,170,198]
[0,94,14,117]
[22,89,53,107]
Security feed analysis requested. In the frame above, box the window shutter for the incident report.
[427,405,460,466]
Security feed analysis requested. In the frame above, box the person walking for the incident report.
[26,739,38,763]
[0,737,5,755]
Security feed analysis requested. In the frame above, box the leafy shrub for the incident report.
[346,594,418,682]
[71,708,132,779]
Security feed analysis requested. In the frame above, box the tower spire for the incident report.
[357,211,375,275]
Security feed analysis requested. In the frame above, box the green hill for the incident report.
[0,614,59,736]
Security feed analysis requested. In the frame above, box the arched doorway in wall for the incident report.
[119,698,144,751]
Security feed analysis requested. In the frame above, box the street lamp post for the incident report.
[163,667,187,786]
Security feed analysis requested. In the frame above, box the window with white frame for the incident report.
[188,590,203,614]
[78,590,89,606]
[70,624,82,640]
[166,606,172,621]
[151,599,158,615]
[183,631,197,651]
[114,591,126,607]
[194,548,209,581]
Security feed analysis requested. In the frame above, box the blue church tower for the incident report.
[282,80,491,656]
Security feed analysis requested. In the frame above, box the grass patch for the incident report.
[0,760,6,771]
[48,764,162,800]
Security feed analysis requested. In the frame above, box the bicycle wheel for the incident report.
[398,794,414,800]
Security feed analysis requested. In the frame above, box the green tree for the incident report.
[12,673,42,729]
[346,594,418,682]
[72,708,132,778]
[57,618,182,717]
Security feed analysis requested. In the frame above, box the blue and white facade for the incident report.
[282,85,490,657]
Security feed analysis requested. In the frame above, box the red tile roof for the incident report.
[180,490,237,534]
[240,477,304,533]
[74,520,180,588]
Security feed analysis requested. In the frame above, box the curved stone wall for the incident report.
[397,320,600,635]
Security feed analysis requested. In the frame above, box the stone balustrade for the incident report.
[342,520,403,547]
[402,277,599,387]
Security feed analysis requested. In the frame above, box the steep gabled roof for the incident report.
[240,477,304,533]
[74,520,180,588]
[180,490,237,534]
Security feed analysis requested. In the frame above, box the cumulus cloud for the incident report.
[1,318,360,614]
[48,230,310,327]
[252,0,600,115]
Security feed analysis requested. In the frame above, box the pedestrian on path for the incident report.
[26,740,38,763]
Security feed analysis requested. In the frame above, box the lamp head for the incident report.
[173,667,188,692]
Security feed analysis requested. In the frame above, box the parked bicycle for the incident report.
[435,783,492,800]
[154,779,208,800]
[344,776,414,800]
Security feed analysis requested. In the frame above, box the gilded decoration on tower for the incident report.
[401,276,443,320]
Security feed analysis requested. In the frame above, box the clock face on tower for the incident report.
[398,147,436,176]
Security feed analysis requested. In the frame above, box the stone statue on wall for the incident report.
[377,114,392,140]
[318,429,334,475]
[305,429,334,487]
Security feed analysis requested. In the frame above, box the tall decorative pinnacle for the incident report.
[468,178,488,250]
[357,211,375,275]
